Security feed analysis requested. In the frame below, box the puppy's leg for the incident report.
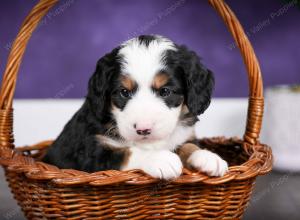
[176,143,228,177]
[121,148,183,180]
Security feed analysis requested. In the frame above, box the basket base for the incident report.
[2,137,267,219]
[5,168,255,219]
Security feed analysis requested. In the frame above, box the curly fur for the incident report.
[42,35,215,175]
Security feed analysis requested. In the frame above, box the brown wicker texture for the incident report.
[0,0,272,219]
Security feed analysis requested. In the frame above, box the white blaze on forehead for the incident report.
[118,36,176,86]
[112,36,185,147]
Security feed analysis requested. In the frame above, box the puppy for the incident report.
[43,35,228,179]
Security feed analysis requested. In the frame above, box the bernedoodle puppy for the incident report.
[43,35,228,179]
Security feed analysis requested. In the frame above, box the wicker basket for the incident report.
[0,0,272,219]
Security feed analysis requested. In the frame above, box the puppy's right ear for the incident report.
[87,48,120,119]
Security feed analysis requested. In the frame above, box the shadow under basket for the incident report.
[0,0,273,219]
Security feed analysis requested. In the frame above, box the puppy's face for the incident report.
[111,73,184,143]
[87,35,214,144]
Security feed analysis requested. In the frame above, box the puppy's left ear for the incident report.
[172,45,215,116]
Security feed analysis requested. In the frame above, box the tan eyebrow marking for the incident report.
[120,75,136,91]
[152,72,170,89]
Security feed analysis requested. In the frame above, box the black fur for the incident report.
[43,35,214,172]
[86,47,121,120]
[43,48,127,172]
[138,35,157,47]
[152,71,185,108]
[111,77,138,111]
[165,45,215,116]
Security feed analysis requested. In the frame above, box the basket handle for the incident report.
[208,0,264,145]
[0,0,263,153]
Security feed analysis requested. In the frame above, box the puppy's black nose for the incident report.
[136,129,151,136]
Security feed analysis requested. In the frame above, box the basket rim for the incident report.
[1,137,272,186]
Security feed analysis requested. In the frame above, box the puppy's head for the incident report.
[88,35,214,143]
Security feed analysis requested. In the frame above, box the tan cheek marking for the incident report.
[176,143,199,167]
[179,105,197,126]
[120,75,136,91]
[181,105,189,115]
[152,73,169,89]
[120,149,131,170]
[111,102,118,111]
[95,134,131,170]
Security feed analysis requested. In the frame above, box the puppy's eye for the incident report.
[159,87,171,97]
[120,89,131,98]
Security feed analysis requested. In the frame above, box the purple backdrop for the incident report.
[0,0,299,98]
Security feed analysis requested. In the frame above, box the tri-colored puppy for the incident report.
[43,35,228,179]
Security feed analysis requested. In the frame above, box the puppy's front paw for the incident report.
[142,151,183,180]
[187,149,228,177]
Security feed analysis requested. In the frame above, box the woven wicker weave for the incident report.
[0,0,272,219]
